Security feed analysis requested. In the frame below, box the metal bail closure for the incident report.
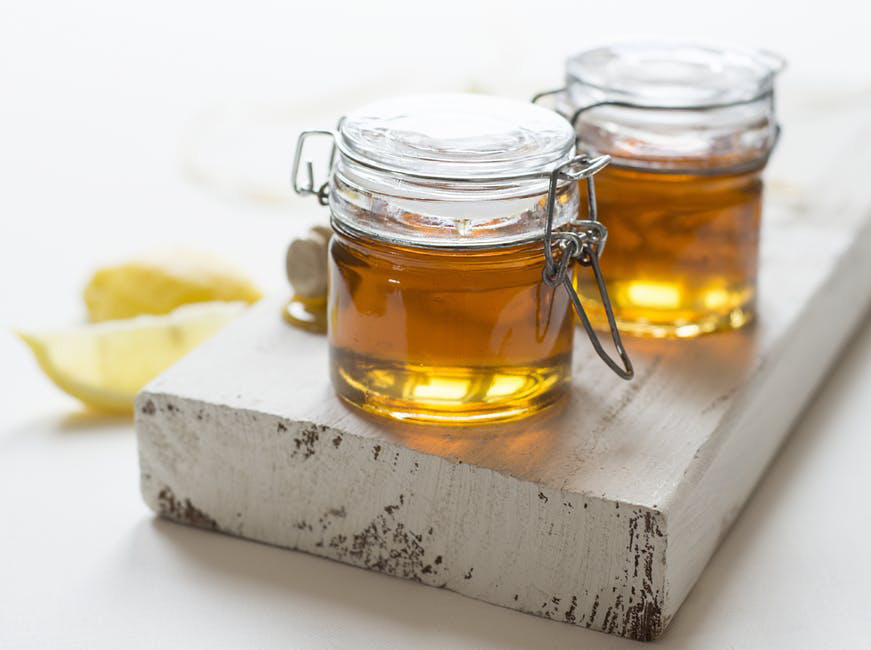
[291,129,337,206]
[541,154,634,380]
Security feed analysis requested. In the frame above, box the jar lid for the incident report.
[567,43,783,109]
[337,94,575,181]
[328,94,582,248]
[562,43,784,171]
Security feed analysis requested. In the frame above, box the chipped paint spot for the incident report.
[622,598,663,642]
[564,595,577,623]
[292,424,326,460]
[321,506,440,582]
[157,487,218,530]
[587,594,600,628]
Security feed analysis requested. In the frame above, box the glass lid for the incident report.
[337,93,576,180]
[562,43,784,171]
[328,93,582,248]
[566,43,784,109]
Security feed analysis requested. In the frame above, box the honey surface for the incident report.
[578,167,762,338]
[329,232,573,424]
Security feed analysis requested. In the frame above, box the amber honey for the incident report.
[576,166,762,338]
[329,230,574,424]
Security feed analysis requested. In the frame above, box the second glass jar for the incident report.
[547,43,783,338]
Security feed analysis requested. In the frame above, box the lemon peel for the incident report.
[17,302,245,413]
[84,249,261,322]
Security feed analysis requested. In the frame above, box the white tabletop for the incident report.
[2,1,870,647]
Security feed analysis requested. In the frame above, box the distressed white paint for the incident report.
[136,105,871,641]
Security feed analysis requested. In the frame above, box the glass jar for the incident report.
[292,94,632,425]
[538,43,784,338]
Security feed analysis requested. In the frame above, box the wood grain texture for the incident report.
[135,95,871,641]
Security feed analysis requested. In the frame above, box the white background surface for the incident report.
[2,1,870,647]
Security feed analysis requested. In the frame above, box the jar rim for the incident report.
[293,95,602,249]
[336,94,576,184]
[555,42,784,172]
[566,42,785,110]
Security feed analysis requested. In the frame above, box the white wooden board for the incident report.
[135,95,871,641]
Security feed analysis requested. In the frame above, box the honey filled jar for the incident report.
[292,94,632,425]
[537,44,784,338]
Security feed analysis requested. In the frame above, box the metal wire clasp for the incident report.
[291,129,337,206]
[542,155,634,380]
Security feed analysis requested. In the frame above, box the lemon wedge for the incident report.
[17,302,245,413]
[84,249,261,322]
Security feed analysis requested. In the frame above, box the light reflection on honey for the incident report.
[624,281,682,310]
[329,231,574,425]
[578,166,762,338]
